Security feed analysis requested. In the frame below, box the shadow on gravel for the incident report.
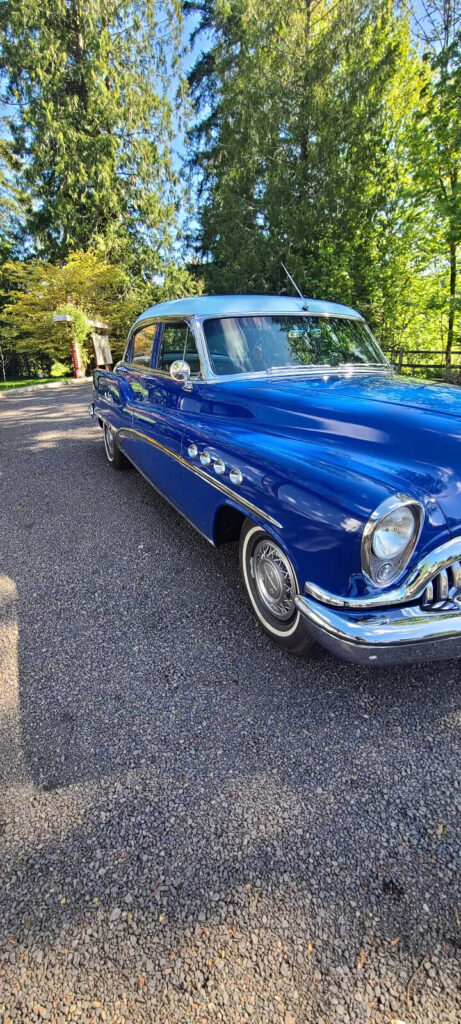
[5,477,460,940]
[1,388,460,1022]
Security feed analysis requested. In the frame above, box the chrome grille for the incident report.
[421,561,461,609]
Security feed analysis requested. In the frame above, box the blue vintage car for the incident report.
[89,294,461,665]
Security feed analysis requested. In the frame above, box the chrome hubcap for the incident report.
[104,424,115,459]
[252,540,296,621]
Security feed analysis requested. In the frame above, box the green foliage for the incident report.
[0,0,458,373]
[0,376,68,389]
[55,305,90,346]
[0,0,186,274]
[54,303,91,368]
[50,359,71,378]
[410,15,461,361]
[187,0,460,360]
[0,248,201,365]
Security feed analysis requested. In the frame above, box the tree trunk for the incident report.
[0,350,5,381]
[446,239,457,366]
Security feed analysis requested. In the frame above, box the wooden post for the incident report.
[89,319,112,370]
[70,338,85,378]
[397,347,404,373]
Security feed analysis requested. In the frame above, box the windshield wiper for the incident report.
[266,361,389,374]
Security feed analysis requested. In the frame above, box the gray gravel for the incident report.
[0,385,459,1024]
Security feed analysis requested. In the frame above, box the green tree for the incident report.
[0,136,23,259]
[411,1,461,364]
[0,0,186,274]
[187,0,431,349]
[0,249,201,370]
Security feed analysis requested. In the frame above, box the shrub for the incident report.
[50,359,71,378]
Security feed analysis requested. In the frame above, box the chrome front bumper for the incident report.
[295,595,461,664]
[296,537,461,665]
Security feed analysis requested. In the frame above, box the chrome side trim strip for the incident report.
[116,426,282,530]
[304,537,461,610]
[117,446,214,547]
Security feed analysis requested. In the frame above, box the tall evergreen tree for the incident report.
[411,1,461,363]
[0,0,185,273]
[187,0,429,348]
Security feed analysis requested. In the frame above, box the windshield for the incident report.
[203,314,386,376]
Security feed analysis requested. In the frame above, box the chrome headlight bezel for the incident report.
[361,494,424,589]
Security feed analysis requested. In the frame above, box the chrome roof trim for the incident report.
[132,294,363,326]
[197,310,364,322]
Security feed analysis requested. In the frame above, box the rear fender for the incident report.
[93,369,134,409]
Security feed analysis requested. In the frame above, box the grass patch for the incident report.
[0,376,71,391]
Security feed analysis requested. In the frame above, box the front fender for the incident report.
[197,427,450,600]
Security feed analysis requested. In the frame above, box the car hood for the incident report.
[218,370,461,535]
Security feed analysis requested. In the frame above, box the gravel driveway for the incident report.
[0,386,459,1024]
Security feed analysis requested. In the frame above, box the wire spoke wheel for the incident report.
[252,539,296,621]
[104,423,116,461]
[240,521,314,654]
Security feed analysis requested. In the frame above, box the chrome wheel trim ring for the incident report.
[104,423,115,461]
[252,538,296,621]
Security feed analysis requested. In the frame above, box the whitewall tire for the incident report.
[103,423,128,470]
[239,519,315,655]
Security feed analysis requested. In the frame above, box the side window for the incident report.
[156,322,201,375]
[130,324,157,367]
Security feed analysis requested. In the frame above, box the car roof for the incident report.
[133,294,362,327]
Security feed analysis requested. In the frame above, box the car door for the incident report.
[121,319,202,510]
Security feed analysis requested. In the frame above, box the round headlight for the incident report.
[361,495,424,588]
[371,506,416,559]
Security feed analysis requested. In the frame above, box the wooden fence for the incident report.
[384,346,461,380]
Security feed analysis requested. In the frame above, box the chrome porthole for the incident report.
[229,467,243,486]
[200,450,211,466]
[252,539,296,621]
[188,442,198,458]
[214,458,225,475]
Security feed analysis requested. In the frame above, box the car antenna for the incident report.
[280,262,310,310]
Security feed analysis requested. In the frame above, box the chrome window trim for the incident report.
[123,321,160,369]
[195,313,389,382]
[122,315,208,381]
[123,311,389,383]
[361,493,424,588]
[304,536,461,610]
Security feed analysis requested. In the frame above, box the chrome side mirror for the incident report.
[170,359,191,384]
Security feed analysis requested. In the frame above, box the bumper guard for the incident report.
[295,595,461,664]
[297,538,461,664]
